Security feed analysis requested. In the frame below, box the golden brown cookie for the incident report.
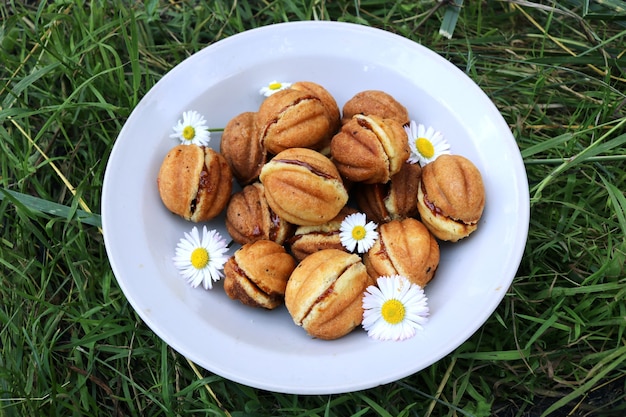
[354,162,421,223]
[341,90,409,126]
[330,114,410,184]
[287,206,357,261]
[157,144,232,222]
[225,182,294,246]
[417,154,485,242]
[259,148,349,226]
[220,111,266,185]
[223,240,297,309]
[284,249,370,340]
[257,88,336,154]
[291,81,341,135]
[363,218,439,288]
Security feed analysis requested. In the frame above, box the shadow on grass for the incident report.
[494,376,625,417]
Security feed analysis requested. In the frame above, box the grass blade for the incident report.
[531,121,626,200]
[439,0,463,39]
[540,346,626,417]
[0,188,102,227]
[600,174,626,237]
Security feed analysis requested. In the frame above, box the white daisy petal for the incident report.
[339,212,379,254]
[188,270,204,288]
[170,110,211,146]
[172,226,229,290]
[376,274,395,295]
[404,121,450,166]
[361,274,430,341]
[362,285,384,309]
[396,324,416,341]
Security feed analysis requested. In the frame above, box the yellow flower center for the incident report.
[381,299,405,324]
[269,82,282,90]
[351,225,366,241]
[190,248,209,269]
[416,137,435,159]
[183,126,196,140]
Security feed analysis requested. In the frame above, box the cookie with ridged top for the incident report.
[285,249,370,340]
[157,144,232,222]
[363,218,440,288]
[223,240,296,310]
[288,206,357,261]
[220,111,266,185]
[225,182,294,246]
[257,89,335,154]
[330,114,410,184]
[342,90,409,126]
[259,148,349,226]
[354,162,421,223]
[417,154,485,242]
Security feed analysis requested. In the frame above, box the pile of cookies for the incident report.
[157,82,485,340]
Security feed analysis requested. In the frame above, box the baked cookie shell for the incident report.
[157,144,203,220]
[285,249,369,340]
[259,148,349,226]
[288,206,357,261]
[355,162,421,223]
[157,145,232,222]
[330,114,409,184]
[225,182,294,246]
[342,90,409,126]
[223,240,296,309]
[420,154,485,224]
[220,111,266,185]
[257,89,333,154]
[417,183,478,242]
[364,218,440,288]
[291,81,341,134]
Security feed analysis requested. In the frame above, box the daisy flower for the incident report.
[259,80,292,97]
[362,275,429,341]
[339,212,379,254]
[170,110,211,146]
[404,121,450,166]
[173,226,229,290]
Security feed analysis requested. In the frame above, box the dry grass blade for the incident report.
[509,0,626,83]
[7,117,101,233]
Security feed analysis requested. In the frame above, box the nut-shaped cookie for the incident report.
[417,154,485,242]
[354,162,421,223]
[363,218,439,288]
[291,81,341,139]
[257,88,335,154]
[330,114,410,184]
[259,148,349,226]
[342,90,409,126]
[220,111,266,185]
[225,182,294,246]
[288,206,357,261]
[223,240,297,309]
[157,144,232,222]
[285,249,370,340]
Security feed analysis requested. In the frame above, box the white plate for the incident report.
[102,21,529,394]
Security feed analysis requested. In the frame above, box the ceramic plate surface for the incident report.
[102,21,529,394]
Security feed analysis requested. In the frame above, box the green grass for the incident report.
[1,0,625,416]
